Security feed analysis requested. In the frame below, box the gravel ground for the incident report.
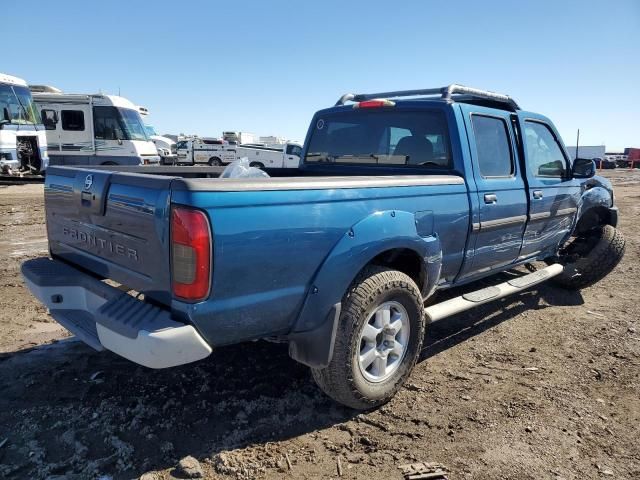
[0,171,638,479]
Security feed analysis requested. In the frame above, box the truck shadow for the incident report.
[0,276,582,479]
[420,274,584,362]
[0,338,354,479]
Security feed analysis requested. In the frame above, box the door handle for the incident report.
[484,193,497,204]
[533,190,543,199]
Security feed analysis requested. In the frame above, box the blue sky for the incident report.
[5,0,639,150]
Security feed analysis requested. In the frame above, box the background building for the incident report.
[565,145,606,160]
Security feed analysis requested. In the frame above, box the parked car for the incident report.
[593,157,616,169]
[22,84,624,409]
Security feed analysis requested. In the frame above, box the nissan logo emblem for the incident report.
[84,174,93,191]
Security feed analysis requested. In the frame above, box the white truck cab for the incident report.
[0,73,49,174]
[31,86,160,166]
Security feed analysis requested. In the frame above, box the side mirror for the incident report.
[572,157,596,178]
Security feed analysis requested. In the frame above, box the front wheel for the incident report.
[312,266,425,410]
[551,224,625,290]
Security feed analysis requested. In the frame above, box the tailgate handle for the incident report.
[73,171,112,216]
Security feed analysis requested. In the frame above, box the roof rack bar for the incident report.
[334,84,520,110]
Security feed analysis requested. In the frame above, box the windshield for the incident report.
[144,124,158,136]
[0,84,42,126]
[304,109,452,168]
[93,106,149,142]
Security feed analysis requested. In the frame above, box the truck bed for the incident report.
[43,165,469,348]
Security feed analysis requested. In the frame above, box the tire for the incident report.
[250,162,264,169]
[101,161,117,165]
[208,157,222,166]
[311,266,425,410]
[552,224,625,290]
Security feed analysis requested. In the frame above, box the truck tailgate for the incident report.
[45,166,176,305]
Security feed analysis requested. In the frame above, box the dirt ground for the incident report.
[0,172,638,480]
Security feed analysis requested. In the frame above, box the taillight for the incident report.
[353,99,395,109]
[171,206,211,301]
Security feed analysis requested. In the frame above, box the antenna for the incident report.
[118,86,121,96]
[575,129,580,160]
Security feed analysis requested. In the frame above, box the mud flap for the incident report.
[288,303,341,368]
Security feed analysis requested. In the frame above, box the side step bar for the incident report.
[425,264,564,322]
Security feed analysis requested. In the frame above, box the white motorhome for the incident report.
[30,86,160,166]
[146,125,177,164]
[0,73,48,174]
[136,106,177,164]
[176,138,302,168]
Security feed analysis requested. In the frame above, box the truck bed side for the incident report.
[169,175,469,346]
[43,168,470,349]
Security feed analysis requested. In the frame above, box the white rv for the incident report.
[176,138,302,168]
[145,125,177,164]
[136,106,177,164]
[30,86,160,166]
[0,73,48,174]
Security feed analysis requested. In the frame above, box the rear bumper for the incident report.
[21,257,212,368]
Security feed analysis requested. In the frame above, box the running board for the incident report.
[425,264,564,322]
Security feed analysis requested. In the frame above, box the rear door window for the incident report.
[471,115,513,177]
[305,110,452,168]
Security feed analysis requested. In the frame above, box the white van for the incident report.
[0,73,49,174]
[31,86,160,166]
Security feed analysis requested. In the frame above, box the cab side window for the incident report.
[524,121,567,178]
[93,106,125,140]
[286,144,302,156]
[471,115,513,177]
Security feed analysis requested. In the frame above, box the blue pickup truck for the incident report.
[22,85,624,409]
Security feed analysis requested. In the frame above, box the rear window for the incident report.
[304,109,452,168]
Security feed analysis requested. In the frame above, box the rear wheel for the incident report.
[208,157,222,166]
[250,162,264,169]
[311,266,425,410]
[551,224,625,290]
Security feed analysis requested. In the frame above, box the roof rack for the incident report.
[335,84,520,110]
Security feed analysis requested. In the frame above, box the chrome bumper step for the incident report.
[425,264,564,322]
